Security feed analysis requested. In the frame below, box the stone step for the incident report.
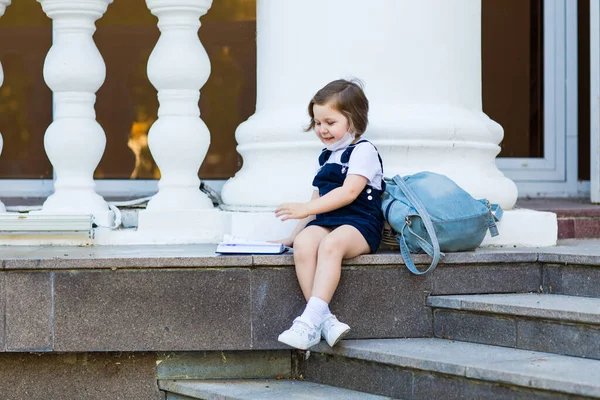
[427,293,600,359]
[557,213,600,239]
[159,379,391,400]
[301,338,600,399]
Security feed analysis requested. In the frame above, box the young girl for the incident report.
[275,79,385,350]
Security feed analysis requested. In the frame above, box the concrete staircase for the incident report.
[2,241,600,399]
[296,293,600,399]
[301,338,600,399]
[161,295,600,399]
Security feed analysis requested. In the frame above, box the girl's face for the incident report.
[312,102,351,146]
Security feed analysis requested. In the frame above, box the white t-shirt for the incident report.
[313,141,384,190]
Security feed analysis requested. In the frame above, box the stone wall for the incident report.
[0,353,163,400]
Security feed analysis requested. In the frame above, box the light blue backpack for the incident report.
[381,172,502,275]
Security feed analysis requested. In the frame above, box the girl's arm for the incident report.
[275,174,368,221]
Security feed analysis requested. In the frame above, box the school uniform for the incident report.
[306,139,385,253]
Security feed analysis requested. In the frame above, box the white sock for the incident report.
[299,296,330,327]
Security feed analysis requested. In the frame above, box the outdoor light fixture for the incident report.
[0,213,93,235]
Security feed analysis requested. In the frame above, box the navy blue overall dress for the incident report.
[306,139,385,253]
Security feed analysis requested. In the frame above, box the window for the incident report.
[0,0,52,179]
[482,0,544,159]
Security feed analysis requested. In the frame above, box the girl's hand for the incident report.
[275,202,310,221]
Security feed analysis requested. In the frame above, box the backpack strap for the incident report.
[488,203,502,237]
[392,175,442,275]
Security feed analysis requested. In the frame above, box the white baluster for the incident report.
[0,0,10,213]
[137,0,223,243]
[144,0,213,211]
[37,0,113,226]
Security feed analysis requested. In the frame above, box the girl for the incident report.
[275,79,385,350]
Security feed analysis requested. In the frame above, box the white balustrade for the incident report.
[144,0,214,211]
[136,0,223,243]
[0,0,9,213]
[37,0,113,226]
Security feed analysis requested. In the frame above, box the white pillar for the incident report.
[37,0,113,226]
[221,0,558,247]
[0,0,10,213]
[222,0,518,211]
[136,0,223,243]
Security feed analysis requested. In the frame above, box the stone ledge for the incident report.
[544,265,600,298]
[0,265,435,352]
[1,240,599,270]
[427,293,600,324]
[0,262,545,353]
[0,241,597,353]
[156,351,292,380]
[538,252,600,266]
[432,309,600,360]
[159,379,390,400]
[311,338,600,397]
[299,349,582,400]
[0,352,163,400]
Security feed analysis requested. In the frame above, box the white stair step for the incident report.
[312,338,600,397]
[427,293,600,324]
[159,379,391,400]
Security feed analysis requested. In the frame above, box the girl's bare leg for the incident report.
[311,225,370,303]
[293,225,331,300]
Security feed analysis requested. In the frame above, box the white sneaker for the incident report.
[278,317,321,350]
[321,314,350,347]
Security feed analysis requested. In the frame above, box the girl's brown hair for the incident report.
[305,79,369,136]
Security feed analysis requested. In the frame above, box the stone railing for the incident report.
[0,0,216,230]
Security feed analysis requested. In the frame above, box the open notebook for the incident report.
[216,234,291,254]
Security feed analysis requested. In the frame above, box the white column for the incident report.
[135,0,223,244]
[144,0,213,211]
[0,0,9,213]
[222,0,518,210]
[221,0,558,246]
[37,0,113,226]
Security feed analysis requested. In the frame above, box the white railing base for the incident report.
[0,207,556,248]
[481,209,557,248]
[135,208,224,244]
[221,210,297,242]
